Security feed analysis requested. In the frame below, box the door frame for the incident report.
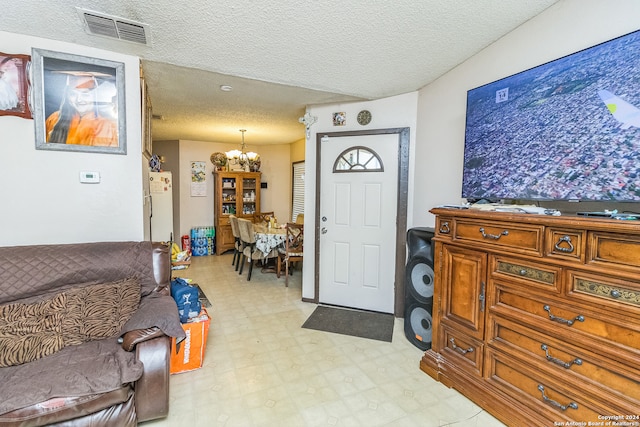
[313,128,410,317]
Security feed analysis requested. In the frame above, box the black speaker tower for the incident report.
[404,227,435,351]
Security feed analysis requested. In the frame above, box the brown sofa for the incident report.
[0,241,186,426]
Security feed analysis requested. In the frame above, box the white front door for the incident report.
[319,134,399,313]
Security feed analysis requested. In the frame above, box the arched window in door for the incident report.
[333,146,384,172]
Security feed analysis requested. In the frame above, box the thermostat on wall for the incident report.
[80,171,100,184]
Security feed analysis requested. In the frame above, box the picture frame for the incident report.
[31,48,127,155]
[140,72,153,158]
[0,52,32,119]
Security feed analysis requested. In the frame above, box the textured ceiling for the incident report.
[2,0,559,145]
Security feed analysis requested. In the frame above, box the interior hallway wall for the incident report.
[0,31,143,246]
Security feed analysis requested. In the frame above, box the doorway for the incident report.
[314,128,410,316]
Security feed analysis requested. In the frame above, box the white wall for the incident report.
[413,0,640,227]
[0,31,143,246]
[153,139,293,240]
[304,92,419,301]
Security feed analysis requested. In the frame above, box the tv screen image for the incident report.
[462,29,640,202]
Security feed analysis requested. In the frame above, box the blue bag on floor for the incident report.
[170,278,202,323]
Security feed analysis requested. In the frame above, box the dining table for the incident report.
[253,223,286,258]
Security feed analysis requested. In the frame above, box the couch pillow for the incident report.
[63,277,141,345]
[0,278,141,367]
[0,293,66,367]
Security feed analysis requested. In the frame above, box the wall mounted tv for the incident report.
[462,29,640,203]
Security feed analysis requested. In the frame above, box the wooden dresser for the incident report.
[422,208,640,426]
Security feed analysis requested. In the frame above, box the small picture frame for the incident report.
[333,112,346,126]
[31,48,127,155]
[0,52,32,119]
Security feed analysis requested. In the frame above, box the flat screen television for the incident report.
[462,29,640,203]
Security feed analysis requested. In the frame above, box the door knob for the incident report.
[321,227,327,234]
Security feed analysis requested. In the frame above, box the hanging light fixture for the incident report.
[226,129,260,172]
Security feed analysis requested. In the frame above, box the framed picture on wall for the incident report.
[0,52,32,119]
[31,48,127,154]
[140,72,153,158]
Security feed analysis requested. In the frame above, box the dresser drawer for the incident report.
[440,325,483,377]
[485,349,624,422]
[545,228,585,262]
[492,284,640,364]
[435,216,452,238]
[491,256,561,294]
[488,316,640,405]
[588,231,640,274]
[454,219,543,256]
[567,270,640,312]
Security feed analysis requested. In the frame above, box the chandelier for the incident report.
[225,129,260,172]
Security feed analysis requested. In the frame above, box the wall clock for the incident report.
[357,110,372,126]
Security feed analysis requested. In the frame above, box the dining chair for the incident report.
[237,218,277,281]
[253,211,274,225]
[277,223,304,287]
[229,215,242,271]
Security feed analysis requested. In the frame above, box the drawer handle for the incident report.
[537,385,578,411]
[541,344,583,369]
[479,227,508,240]
[543,305,585,326]
[439,221,450,234]
[449,338,474,355]
[611,289,622,298]
[554,235,575,253]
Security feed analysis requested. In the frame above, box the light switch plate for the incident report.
[80,171,100,183]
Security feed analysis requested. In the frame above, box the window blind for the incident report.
[291,161,305,222]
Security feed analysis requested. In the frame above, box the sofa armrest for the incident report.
[121,327,165,351]
[121,293,186,341]
[134,335,171,422]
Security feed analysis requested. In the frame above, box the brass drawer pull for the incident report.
[449,338,474,355]
[541,344,582,369]
[554,235,575,253]
[543,305,584,326]
[439,221,450,234]
[537,385,578,411]
[479,227,508,240]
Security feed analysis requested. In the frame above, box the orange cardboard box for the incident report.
[170,308,210,374]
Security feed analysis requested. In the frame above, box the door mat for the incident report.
[194,284,212,308]
[302,305,394,342]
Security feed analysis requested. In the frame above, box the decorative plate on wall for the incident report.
[357,110,372,126]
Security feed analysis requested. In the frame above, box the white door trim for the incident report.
[313,128,410,317]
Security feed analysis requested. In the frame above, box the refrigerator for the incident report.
[149,171,174,242]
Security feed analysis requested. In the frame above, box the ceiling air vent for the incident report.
[77,8,150,45]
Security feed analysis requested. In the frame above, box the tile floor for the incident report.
[144,253,505,427]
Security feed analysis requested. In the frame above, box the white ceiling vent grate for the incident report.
[77,8,149,45]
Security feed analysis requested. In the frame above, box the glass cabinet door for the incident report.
[221,177,237,215]
[241,177,257,215]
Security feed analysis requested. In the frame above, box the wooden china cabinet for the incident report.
[422,208,640,426]
[213,171,261,255]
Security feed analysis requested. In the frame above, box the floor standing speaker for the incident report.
[404,227,435,351]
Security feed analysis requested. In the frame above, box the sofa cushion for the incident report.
[0,241,160,305]
[0,338,144,416]
[0,293,66,367]
[0,278,140,367]
[63,277,141,345]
